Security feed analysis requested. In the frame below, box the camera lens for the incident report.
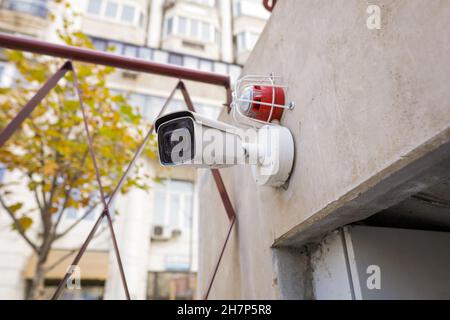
[158,118,195,165]
[161,128,190,160]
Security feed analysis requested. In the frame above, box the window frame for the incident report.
[164,15,215,44]
[86,0,144,27]
[104,0,119,19]
[152,179,194,231]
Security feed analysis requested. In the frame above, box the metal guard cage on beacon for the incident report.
[231,74,295,128]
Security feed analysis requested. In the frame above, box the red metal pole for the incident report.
[0,33,230,88]
[0,61,71,147]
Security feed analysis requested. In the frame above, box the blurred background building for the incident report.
[0,0,269,299]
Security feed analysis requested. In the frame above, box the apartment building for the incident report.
[0,0,269,299]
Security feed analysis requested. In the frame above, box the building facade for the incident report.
[0,0,269,299]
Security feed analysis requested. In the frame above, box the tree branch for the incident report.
[0,194,39,253]
[54,201,100,240]
[51,185,72,236]
[27,173,45,222]
[51,149,90,236]
[32,185,44,214]
[43,173,59,236]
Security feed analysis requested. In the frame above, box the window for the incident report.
[152,180,194,230]
[235,1,242,16]
[166,18,173,35]
[125,93,167,122]
[86,1,143,26]
[139,12,144,27]
[109,41,124,54]
[247,32,259,49]
[183,56,199,69]
[129,93,145,114]
[43,283,104,300]
[178,17,188,36]
[169,53,183,66]
[153,50,168,64]
[234,0,270,19]
[199,59,213,72]
[105,1,118,18]
[190,0,215,6]
[92,37,153,59]
[169,194,180,226]
[190,20,199,38]
[165,16,214,43]
[215,29,221,45]
[147,272,196,300]
[236,32,245,52]
[144,96,166,121]
[214,62,228,75]
[166,99,186,114]
[87,0,102,15]
[138,47,152,60]
[0,165,6,183]
[124,44,138,57]
[236,31,260,52]
[90,37,237,81]
[92,38,107,51]
[196,103,221,119]
[201,22,211,42]
[229,65,242,83]
[2,0,49,18]
[154,189,166,226]
[121,5,135,23]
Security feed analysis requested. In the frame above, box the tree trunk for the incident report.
[27,255,47,300]
[27,238,52,300]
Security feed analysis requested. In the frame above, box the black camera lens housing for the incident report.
[157,117,195,165]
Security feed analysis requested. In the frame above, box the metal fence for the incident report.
[0,32,236,300]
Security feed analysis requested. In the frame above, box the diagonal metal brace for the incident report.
[0,61,72,147]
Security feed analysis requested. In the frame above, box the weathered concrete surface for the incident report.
[198,0,450,298]
[197,168,243,299]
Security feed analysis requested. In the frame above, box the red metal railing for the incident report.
[263,0,277,12]
[0,33,229,87]
[0,33,236,300]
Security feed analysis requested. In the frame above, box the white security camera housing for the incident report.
[155,111,294,187]
[155,111,245,168]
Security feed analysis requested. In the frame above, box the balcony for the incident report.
[0,0,48,18]
[0,0,49,37]
[161,0,221,59]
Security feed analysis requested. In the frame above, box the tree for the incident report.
[0,2,155,299]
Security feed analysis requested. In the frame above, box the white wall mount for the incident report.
[231,74,296,188]
[248,124,295,187]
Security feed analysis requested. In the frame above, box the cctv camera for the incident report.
[155,111,245,168]
[155,111,294,187]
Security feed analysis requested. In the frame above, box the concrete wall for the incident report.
[310,226,450,299]
[198,0,450,299]
[345,226,450,299]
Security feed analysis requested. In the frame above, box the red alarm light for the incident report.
[239,85,285,122]
[232,74,294,128]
